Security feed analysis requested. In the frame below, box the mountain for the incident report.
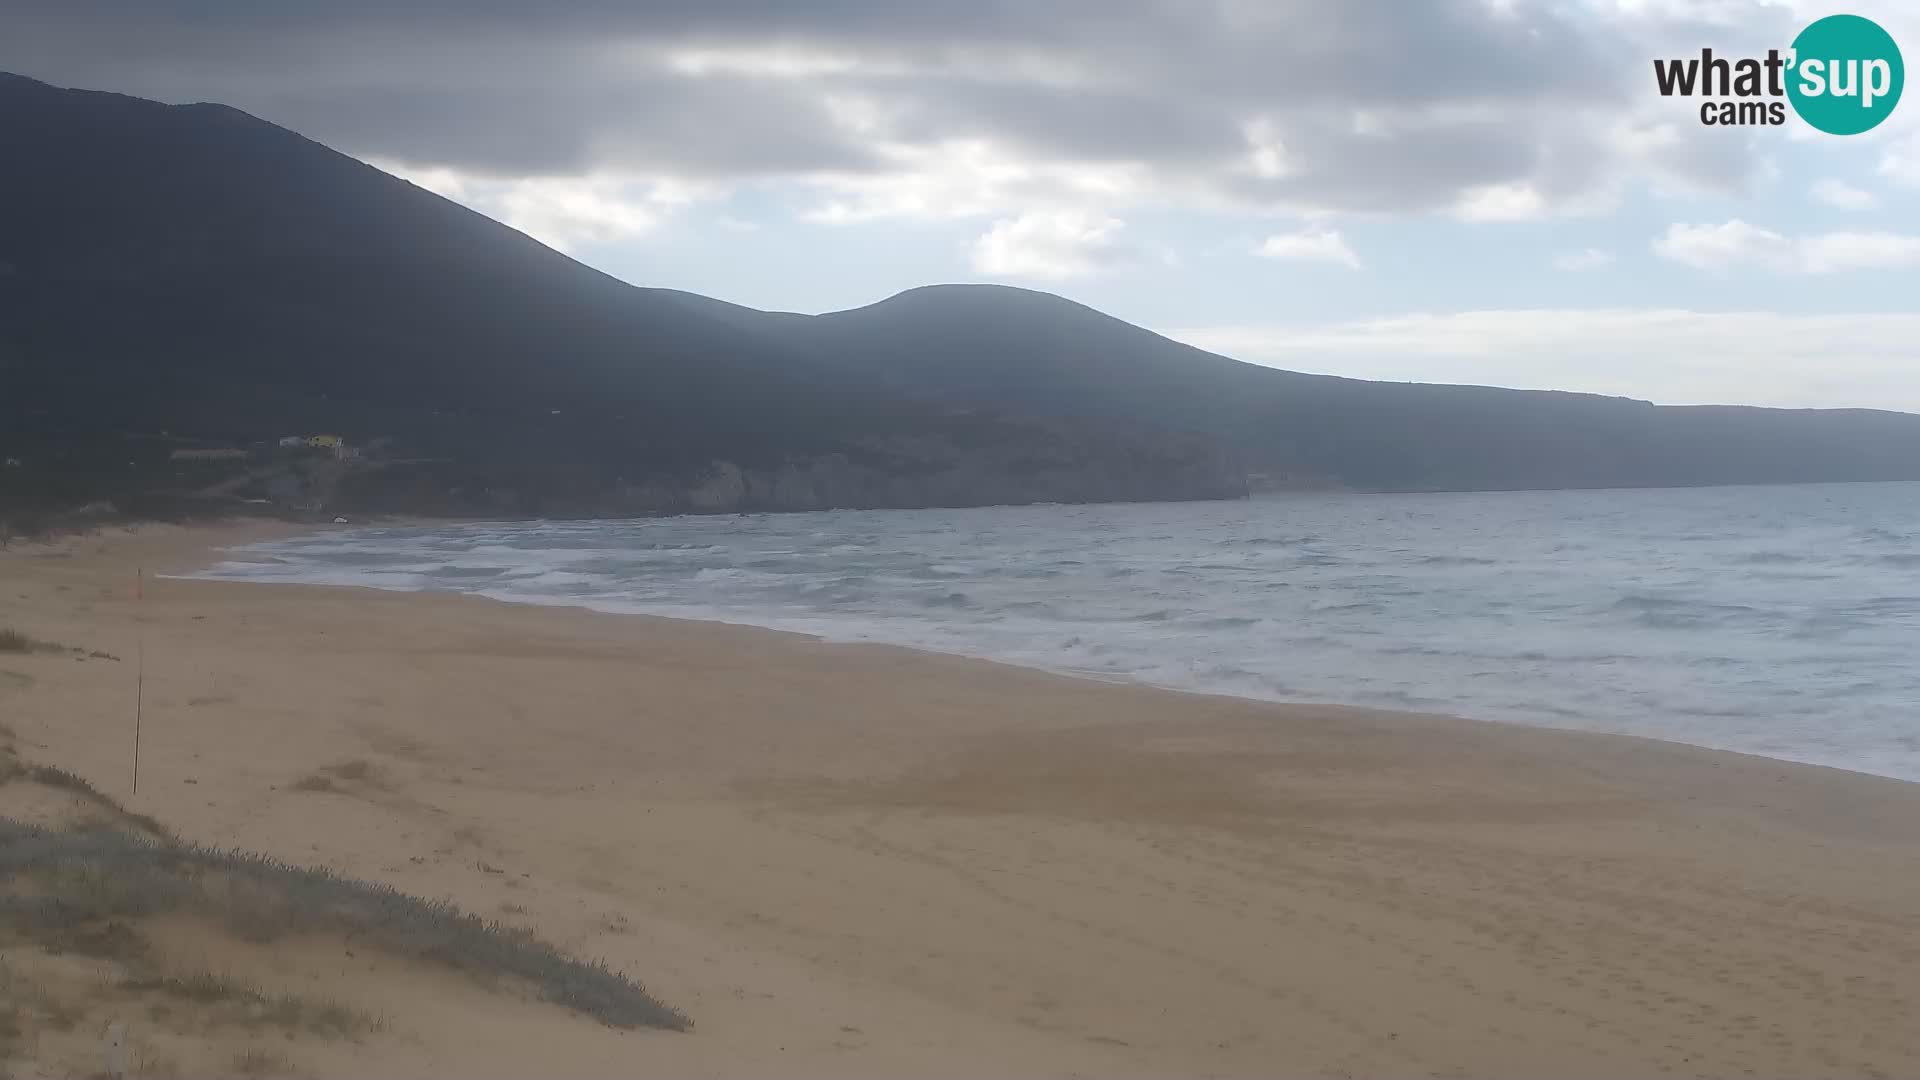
[0,73,1242,520]
[4,71,1919,526]
[791,285,1920,492]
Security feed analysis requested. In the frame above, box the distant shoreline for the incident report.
[11,475,1920,548]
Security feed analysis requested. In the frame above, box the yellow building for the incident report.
[306,434,341,449]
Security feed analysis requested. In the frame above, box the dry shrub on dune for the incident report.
[0,821,687,1031]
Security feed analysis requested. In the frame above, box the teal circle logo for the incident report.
[1787,14,1903,135]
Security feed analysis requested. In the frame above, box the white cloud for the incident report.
[1880,134,1920,187]
[1798,232,1920,274]
[1552,248,1615,271]
[492,178,677,251]
[379,162,472,202]
[662,43,876,80]
[803,139,1147,225]
[1454,182,1549,223]
[1254,227,1362,269]
[377,160,705,251]
[1654,220,1920,274]
[1651,219,1790,270]
[1162,309,1920,410]
[970,210,1132,279]
[1809,178,1879,210]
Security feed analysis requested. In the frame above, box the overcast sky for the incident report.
[8,0,1918,408]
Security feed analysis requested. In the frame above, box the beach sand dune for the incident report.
[3,524,1918,1077]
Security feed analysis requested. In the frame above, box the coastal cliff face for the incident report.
[331,433,1249,518]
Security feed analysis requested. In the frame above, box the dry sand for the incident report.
[3,521,1919,1078]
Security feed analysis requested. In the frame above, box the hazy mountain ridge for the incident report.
[3,71,1918,524]
[0,73,1246,520]
[784,285,1920,492]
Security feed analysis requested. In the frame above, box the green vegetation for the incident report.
[0,821,687,1031]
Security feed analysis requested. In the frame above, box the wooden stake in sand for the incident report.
[132,567,144,797]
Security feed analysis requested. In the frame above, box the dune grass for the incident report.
[0,629,61,654]
[0,954,83,1032]
[0,820,687,1031]
[0,755,170,840]
[229,1046,298,1078]
[290,759,383,794]
[0,630,111,660]
[126,972,385,1037]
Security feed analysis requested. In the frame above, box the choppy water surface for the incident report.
[193,483,1920,780]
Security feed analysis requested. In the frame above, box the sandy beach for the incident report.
[4,522,1919,1078]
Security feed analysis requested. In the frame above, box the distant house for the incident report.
[278,436,306,448]
[2,457,20,468]
[306,435,341,449]
[170,447,248,462]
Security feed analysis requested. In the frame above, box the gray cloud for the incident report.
[1219,109,1552,214]
[0,1,1785,218]
[263,78,888,178]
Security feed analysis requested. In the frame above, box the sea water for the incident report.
[190,482,1920,781]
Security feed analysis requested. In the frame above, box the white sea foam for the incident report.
[184,483,1920,782]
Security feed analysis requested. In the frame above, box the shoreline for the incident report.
[201,575,1920,792]
[6,522,1920,1077]
[186,520,1920,789]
